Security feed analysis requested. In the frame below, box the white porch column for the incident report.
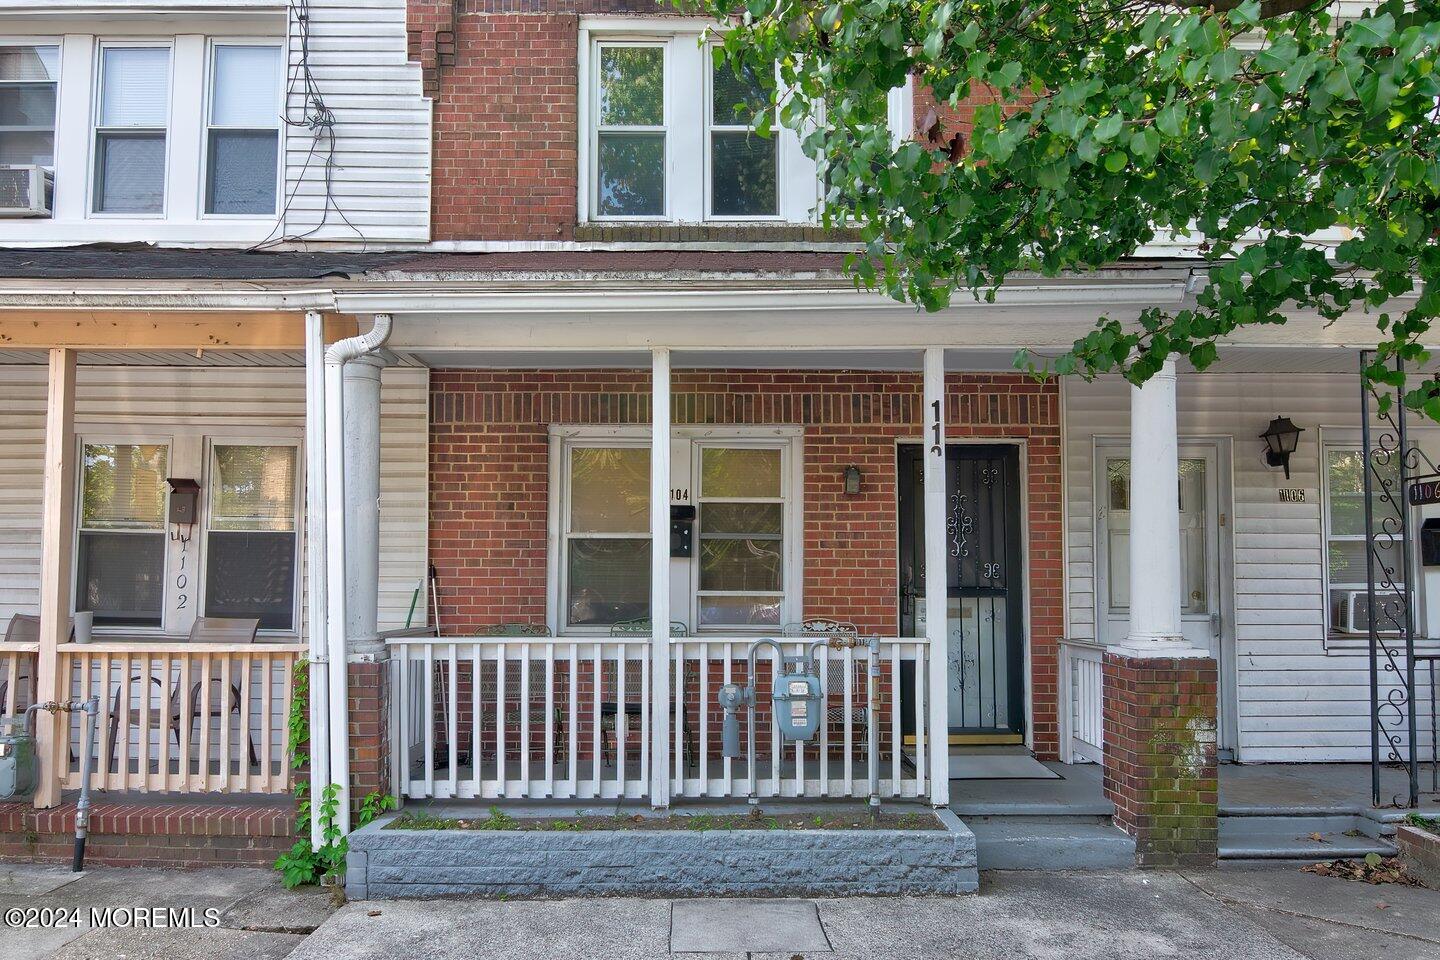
[343,354,386,657]
[34,348,76,809]
[1122,358,1191,654]
[922,347,950,807]
[303,310,330,847]
[649,348,672,808]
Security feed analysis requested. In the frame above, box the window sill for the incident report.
[574,223,860,244]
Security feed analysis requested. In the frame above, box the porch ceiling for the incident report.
[0,349,424,367]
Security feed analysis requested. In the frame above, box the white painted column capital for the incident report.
[1120,358,1206,659]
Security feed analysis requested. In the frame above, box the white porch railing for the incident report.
[389,636,932,803]
[58,642,304,794]
[1059,639,1106,764]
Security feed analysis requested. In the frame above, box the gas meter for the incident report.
[0,715,36,801]
[774,661,822,742]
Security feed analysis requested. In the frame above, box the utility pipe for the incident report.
[303,310,330,849]
[323,313,392,837]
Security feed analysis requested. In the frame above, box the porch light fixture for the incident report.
[1259,416,1304,480]
[843,465,862,496]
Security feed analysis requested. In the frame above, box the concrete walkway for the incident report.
[3,862,1436,959]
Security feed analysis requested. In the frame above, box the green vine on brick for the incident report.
[275,657,397,889]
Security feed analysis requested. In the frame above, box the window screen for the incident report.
[708,57,777,217]
[76,443,168,627]
[595,45,665,217]
[0,45,59,166]
[205,444,297,630]
[206,45,281,215]
[94,46,169,213]
[565,446,650,626]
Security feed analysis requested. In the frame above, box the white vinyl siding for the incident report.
[0,363,429,636]
[1064,372,1436,762]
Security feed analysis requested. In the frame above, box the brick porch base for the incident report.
[1102,652,1219,867]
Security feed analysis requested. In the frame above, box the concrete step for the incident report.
[1218,813,1397,861]
[967,816,1136,870]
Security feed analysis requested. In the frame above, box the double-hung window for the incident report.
[564,445,652,628]
[93,45,170,214]
[707,56,777,218]
[0,45,59,166]
[205,43,282,215]
[1323,443,1402,639]
[76,442,169,627]
[594,43,667,218]
[205,443,299,630]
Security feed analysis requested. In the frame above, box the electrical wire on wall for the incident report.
[251,0,367,250]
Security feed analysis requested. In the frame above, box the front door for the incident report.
[899,444,1026,741]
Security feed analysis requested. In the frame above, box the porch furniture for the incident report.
[782,619,866,728]
[473,623,565,765]
[106,618,261,775]
[603,620,693,769]
[0,613,40,716]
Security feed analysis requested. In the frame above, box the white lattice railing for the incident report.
[58,642,304,794]
[1060,639,1105,764]
[389,635,931,803]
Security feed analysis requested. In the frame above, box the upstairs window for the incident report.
[0,45,59,166]
[708,57,776,218]
[594,43,666,218]
[93,45,170,214]
[205,44,282,215]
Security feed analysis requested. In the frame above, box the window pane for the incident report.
[211,45,280,127]
[711,132,776,217]
[95,132,165,213]
[0,45,58,82]
[701,502,782,536]
[210,445,297,531]
[0,83,55,127]
[701,447,781,498]
[0,130,53,165]
[699,538,782,592]
[700,595,780,627]
[570,447,648,533]
[597,132,663,216]
[1327,448,1394,536]
[1329,538,1401,585]
[711,60,772,125]
[1178,458,1208,614]
[205,531,295,630]
[567,538,649,626]
[100,47,169,127]
[81,443,167,529]
[598,46,663,126]
[76,531,164,627]
[206,130,278,214]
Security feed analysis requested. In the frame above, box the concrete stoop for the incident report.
[1218,810,1398,862]
[346,809,979,899]
[965,815,1137,870]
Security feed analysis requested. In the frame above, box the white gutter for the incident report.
[0,287,336,311]
[302,310,330,849]
[322,313,392,837]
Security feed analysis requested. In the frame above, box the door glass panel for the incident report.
[698,595,780,626]
[699,447,781,498]
[949,596,1009,731]
[1105,457,1209,615]
[698,538,782,591]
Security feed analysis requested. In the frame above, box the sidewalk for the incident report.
[3,862,1437,960]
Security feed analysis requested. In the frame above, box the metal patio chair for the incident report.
[603,619,693,769]
[782,619,866,728]
[474,623,565,764]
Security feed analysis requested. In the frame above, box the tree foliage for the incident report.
[691,0,1440,413]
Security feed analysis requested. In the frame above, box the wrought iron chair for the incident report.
[473,623,565,765]
[782,619,866,728]
[602,619,693,769]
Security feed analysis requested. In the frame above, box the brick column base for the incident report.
[347,660,391,810]
[1102,652,1218,867]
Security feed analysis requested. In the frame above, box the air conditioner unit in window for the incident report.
[1341,589,1405,635]
[0,165,54,217]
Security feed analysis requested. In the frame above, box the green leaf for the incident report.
[1348,13,1396,50]
[1155,102,1185,138]
[1094,112,1124,144]
[1104,151,1128,173]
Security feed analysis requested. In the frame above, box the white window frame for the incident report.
[90,39,173,218]
[201,38,284,219]
[703,41,781,222]
[71,425,303,639]
[589,38,671,222]
[199,436,303,634]
[0,39,62,170]
[547,424,803,636]
[72,433,173,633]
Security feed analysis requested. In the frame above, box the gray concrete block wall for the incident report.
[346,810,979,899]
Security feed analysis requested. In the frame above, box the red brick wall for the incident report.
[348,661,390,807]
[429,369,1065,758]
[1102,652,1219,867]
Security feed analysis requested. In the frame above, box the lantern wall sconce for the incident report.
[1259,416,1304,480]
[843,465,862,496]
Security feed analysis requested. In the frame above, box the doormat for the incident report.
[948,754,1060,780]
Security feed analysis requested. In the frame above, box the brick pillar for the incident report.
[1102,652,1218,867]
[347,660,390,809]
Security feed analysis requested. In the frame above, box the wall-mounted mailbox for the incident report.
[166,478,200,526]
[670,504,696,558]
[1422,518,1440,567]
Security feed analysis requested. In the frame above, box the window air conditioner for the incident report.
[1341,590,1404,635]
[0,165,54,217]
